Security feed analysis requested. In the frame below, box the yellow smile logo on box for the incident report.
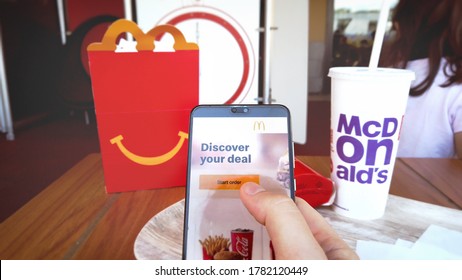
[110,131,188,166]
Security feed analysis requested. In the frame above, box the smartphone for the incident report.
[183,104,295,260]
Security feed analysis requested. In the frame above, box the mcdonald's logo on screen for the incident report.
[253,121,266,131]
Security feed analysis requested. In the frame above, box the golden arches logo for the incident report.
[253,121,266,131]
[110,131,188,166]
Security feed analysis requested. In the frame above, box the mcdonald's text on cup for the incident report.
[333,114,403,185]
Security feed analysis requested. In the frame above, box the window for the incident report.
[332,0,398,67]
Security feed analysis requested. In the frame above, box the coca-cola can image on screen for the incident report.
[231,229,254,260]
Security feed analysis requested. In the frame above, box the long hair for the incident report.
[380,0,462,96]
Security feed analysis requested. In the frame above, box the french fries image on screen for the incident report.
[199,235,242,260]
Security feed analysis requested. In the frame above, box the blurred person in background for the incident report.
[381,0,462,159]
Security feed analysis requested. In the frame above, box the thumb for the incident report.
[240,182,327,259]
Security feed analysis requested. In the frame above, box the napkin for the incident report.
[356,225,462,260]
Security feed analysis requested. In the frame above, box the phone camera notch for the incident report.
[231,107,249,113]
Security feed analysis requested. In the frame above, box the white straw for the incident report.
[124,0,134,41]
[369,0,392,69]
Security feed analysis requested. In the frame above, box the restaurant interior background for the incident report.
[0,0,396,222]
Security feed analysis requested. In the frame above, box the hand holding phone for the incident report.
[239,182,358,260]
[183,105,295,260]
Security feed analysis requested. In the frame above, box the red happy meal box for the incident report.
[87,19,199,192]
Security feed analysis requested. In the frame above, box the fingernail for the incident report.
[242,182,265,195]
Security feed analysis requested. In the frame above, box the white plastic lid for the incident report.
[328,67,415,81]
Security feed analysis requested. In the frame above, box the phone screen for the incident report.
[183,105,295,260]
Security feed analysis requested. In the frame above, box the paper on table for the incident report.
[356,241,416,260]
[395,239,414,248]
[356,225,462,260]
[414,225,462,256]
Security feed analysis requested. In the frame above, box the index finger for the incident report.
[295,197,359,260]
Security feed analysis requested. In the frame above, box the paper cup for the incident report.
[329,67,415,220]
